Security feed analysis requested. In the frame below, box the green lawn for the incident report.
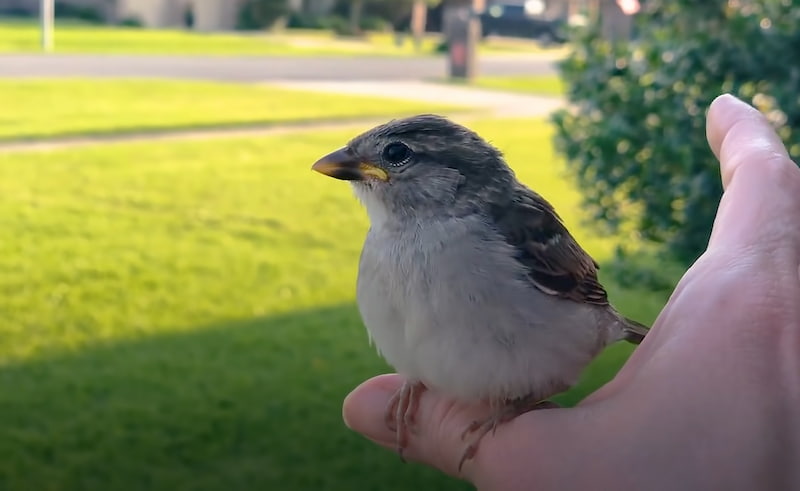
[0,118,670,490]
[0,79,461,141]
[0,21,422,56]
[0,21,561,57]
[474,74,566,96]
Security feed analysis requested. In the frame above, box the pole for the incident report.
[40,0,54,52]
[446,0,483,81]
[411,0,427,52]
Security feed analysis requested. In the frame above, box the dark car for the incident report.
[479,2,566,45]
[395,1,567,47]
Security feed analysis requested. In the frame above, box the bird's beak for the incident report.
[311,147,389,182]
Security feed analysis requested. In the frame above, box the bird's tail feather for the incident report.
[621,317,649,345]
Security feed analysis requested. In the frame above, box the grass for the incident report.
[0,79,461,141]
[0,118,672,490]
[474,74,566,96]
[0,21,561,57]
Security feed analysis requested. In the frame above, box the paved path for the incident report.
[0,53,558,82]
[267,80,563,117]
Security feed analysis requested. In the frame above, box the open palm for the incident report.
[343,95,800,491]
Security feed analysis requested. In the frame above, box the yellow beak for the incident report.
[311,147,389,182]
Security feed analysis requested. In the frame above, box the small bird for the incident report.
[311,114,648,471]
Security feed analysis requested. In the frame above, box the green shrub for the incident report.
[285,13,356,33]
[328,16,353,36]
[330,0,414,35]
[117,17,143,28]
[54,4,104,23]
[360,15,391,32]
[286,12,325,29]
[552,0,800,264]
[237,0,289,30]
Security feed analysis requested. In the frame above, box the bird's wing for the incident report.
[490,184,609,306]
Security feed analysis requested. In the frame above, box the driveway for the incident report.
[0,53,558,82]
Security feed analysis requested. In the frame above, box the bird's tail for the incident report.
[621,317,649,345]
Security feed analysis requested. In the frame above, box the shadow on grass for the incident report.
[0,304,470,491]
[0,294,659,491]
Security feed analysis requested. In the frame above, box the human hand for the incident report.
[342,94,800,491]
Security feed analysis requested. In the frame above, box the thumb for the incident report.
[342,374,488,480]
[342,374,561,486]
[705,94,800,251]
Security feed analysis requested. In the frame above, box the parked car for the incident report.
[479,1,567,45]
[395,0,567,47]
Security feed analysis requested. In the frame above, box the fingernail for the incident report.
[713,93,749,113]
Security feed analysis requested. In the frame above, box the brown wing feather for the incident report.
[490,183,609,306]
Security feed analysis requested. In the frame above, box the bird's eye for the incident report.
[381,142,413,167]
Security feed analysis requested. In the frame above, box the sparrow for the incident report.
[311,114,648,471]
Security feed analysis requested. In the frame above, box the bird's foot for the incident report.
[385,380,426,462]
[458,395,560,472]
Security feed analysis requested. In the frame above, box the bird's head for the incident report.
[311,114,514,225]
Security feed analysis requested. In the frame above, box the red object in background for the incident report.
[451,42,466,66]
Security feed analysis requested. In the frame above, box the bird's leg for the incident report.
[385,380,426,461]
[457,393,562,472]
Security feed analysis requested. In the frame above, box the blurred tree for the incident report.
[598,0,634,41]
[408,0,442,49]
[335,0,441,36]
[552,0,800,264]
[238,0,290,29]
[348,0,365,35]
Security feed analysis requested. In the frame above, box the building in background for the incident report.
[0,0,336,30]
[116,0,244,31]
[0,0,611,34]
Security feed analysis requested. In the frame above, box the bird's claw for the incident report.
[457,396,561,473]
[384,380,426,461]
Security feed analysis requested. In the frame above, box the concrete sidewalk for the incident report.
[266,80,564,117]
[0,53,558,82]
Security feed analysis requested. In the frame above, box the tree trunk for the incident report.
[567,0,580,18]
[411,0,427,52]
[443,0,480,81]
[600,0,632,41]
[588,0,600,23]
[349,0,364,36]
